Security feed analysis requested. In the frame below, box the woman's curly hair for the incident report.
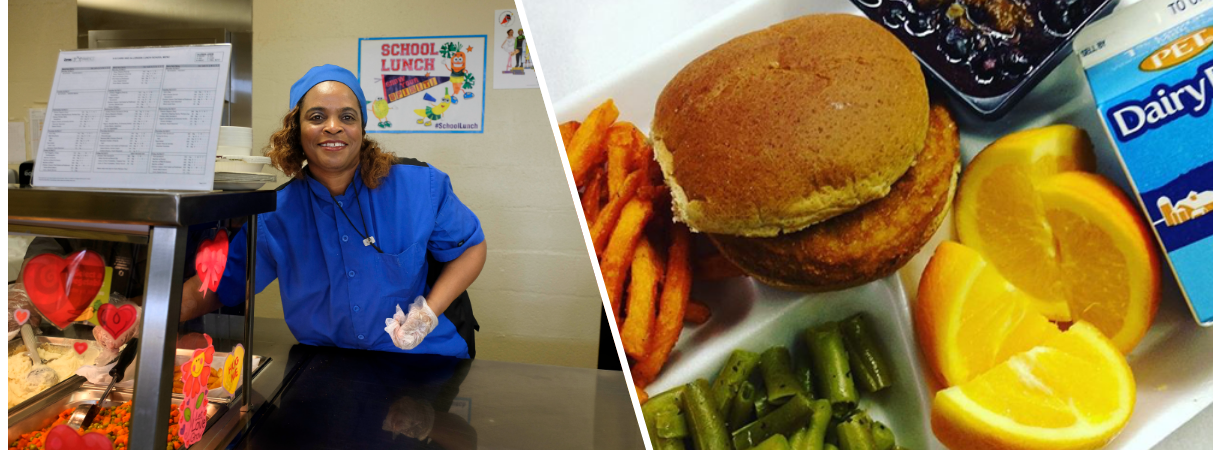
[265,106,396,189]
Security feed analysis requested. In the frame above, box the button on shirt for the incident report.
[216,162,484,358]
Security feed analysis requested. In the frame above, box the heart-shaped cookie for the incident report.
[98,304,138,339]
[22,250,106,329]
[196,230,230,294]
[44,424,113,450]
[13,308,30,326]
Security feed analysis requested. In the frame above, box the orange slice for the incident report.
[917,241,1061,387]
[1035,172,1160,354]
[931,321,1135,450]
[954,125,1160,353]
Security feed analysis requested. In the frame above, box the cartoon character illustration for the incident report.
[414,91,452,127]
[514,29,527,72]
[502,29,516,71]
[440,42,476,100]
[370,97,392,128]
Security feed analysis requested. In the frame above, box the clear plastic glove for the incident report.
[384,296,439,350]
[76,351,136,386]
[381,396,435,441]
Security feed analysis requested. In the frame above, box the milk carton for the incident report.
[1076,0,1213,324]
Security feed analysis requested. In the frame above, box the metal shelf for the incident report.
[9,188,275,226]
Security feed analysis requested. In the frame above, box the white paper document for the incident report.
[9,122,27,164]
[33,45,231,190]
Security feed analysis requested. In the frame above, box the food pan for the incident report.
[7,387,226,444]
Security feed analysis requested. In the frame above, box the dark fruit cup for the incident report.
[847,0,1118,119]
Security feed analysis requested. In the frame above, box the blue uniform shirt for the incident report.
[216,161,484,358]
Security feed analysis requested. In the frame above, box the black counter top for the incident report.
[228,321,643,450]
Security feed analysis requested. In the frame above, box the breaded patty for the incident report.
[710,104,960,291]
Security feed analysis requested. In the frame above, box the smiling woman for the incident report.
[178,64,488,358]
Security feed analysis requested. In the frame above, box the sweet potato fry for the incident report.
[581,171,606,223]
[606,122,639,197]
[622,238,664,359]
[633,223,692,385]
[636,385,649,405]
[568,100,619,187]
[591,171,644,256]
[602,198,655,324]
[695,253,746,280]
[684,300,711,325]
[632,127,655,177]
[559,121,580,151]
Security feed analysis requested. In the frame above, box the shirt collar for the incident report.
[303,164,364,204]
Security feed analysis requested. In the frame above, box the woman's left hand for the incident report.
[384,296,439,350]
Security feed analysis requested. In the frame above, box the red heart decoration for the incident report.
[22,250,106,329]
[98,304,138,338]
[196,230,230,294]
[74,342,88,355]
[44,424,113,450]
[13,308,30,326]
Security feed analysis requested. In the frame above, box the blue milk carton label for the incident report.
[1077,0,1213,324]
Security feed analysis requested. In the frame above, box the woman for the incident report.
[180,65,487,358]
[500,29,515,71]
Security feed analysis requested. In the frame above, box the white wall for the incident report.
[252,0,602,368]
[8,0,77,168]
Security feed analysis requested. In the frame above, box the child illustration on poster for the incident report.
[359,35,486,133]
[493,9,540,89]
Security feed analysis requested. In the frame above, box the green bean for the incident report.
[825,444,839,450]
[796,362,815,400]
[642,387,687,450]
[789,399,832,450]
[684,379,731,450]
[825,417,840,447]
[755,390,773,418]
[789,428,809,449]
[849,410,874,430]
[870,420,895,450]
[711,349,761,414]
[761,346,806,405]
[804,322,858,418]
[839,314,894,393]
[728,381,757,432]
[753,434,792,450]
[656,409,689,439]
[836,418,876,450]
[731,394,814,450]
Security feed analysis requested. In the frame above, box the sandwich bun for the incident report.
[651,14,929,237]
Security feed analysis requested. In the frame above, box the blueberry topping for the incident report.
[999,48,1031,78]
[942,27,973,62]
[885,2,909,28]
[972,53,999,83]
[906,11,938,36]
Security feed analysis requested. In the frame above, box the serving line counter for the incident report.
[9,188,275,449]
[10,188,644,450]
[224,318,645,450]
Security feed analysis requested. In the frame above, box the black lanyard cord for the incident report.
[331,181,383,253]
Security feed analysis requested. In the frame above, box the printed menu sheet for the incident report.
[33,45,231,190]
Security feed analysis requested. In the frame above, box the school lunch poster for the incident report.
[493,10,539,89]
[358,35,487,133]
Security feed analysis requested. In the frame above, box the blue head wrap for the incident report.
[289,64,367,126]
